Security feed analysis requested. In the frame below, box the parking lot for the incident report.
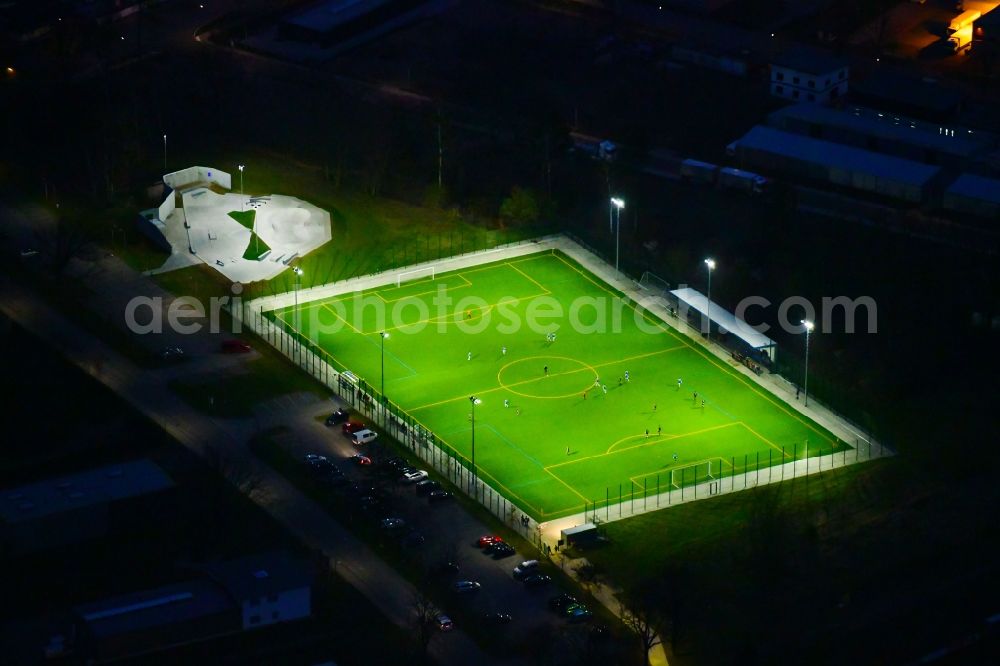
[270,401,616,658]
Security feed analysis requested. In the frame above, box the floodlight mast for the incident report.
[293,266,303,360]
[610,197,625,275]
[469,396,481,497]
[802,320,814,407]
[704,258,716,337]
[380,331,390,409]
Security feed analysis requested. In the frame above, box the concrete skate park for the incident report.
[138,166,331,283]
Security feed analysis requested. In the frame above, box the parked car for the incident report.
[477,535,502,548]
[159,346,184,361]
[383,456,405,468]
[549,593,578,612]
[491,543,515,559]
[513,560,539,580]
[428,489,452,503]
[452,580,481,594]
[402,470,429,484]
[349,454,372,466]
[483,612,512,625]
[564,604,593,622]
[483,540,509,554]
[307,458,336,474]
[351,429,378,446]
[435,613,454,631]
[415,479,440,495]
[304,453,327,463]
[522,574,551,588]
[342,421,365,435]
[325,408,349,426]
[380,517,405,530]
[221,339,252,353]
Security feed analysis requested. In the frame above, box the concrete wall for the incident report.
[157,188,175,222]
[163,167,232,192]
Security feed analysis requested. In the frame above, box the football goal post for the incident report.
[396,265,437,288]
[670,458,723,490]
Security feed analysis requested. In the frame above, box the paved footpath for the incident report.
[0,276,517,666]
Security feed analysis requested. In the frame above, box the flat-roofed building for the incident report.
[770,50,848,105]
[0,459,174,554]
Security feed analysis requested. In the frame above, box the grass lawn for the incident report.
[170,353,327,417]
[273,251,847,520]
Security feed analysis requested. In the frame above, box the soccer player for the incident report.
[467,351,472,361]
[701,399,706,410]
[544,365,549,376]
[693,391,698,403]
[657,425,662,436]
[653,403,657,411]
[602,384,608,394]
[672,452,678,462]
[645,428,649,438]
[502,345,507,356]
[504,399,509,408]
[625,370,630,383]
[594,377,600,388]
[677,378,682,390]
[618,377,622,387]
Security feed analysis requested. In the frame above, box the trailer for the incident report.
[679,158,719,184]
[718,167,770,194]
[947,10,980,35]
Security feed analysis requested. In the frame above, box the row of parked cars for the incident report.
[316,406,594,632]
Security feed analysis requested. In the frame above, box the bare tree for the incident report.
[619,586,664,666]
[410,589,439,662]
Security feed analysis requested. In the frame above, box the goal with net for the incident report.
[396,266,437,288]
[670,458,724,490]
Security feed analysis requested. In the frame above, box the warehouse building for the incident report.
[728,126,942,203]
[0,460,174,555]
[943,173,1000,218]
[766,104,992,168]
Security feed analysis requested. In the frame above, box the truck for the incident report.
[947,10,980,35]
[947,25,973,53]
[718,167,770,195]
[679,158,719,184]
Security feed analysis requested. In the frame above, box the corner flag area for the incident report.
[273,251,848,520]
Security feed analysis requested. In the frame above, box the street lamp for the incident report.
[380,331,389,408]
[469,396,481,497]
[293,266,303,360]
[238,164,245,213]
[802,320,814,407]
[704,258,715,337]
[162,133,167,172]
[610,197,625,274]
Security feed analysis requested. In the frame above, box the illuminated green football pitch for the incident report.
[275,251,847,520]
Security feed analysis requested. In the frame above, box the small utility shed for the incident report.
[561,523,599,548]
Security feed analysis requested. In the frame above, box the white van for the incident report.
[352,429,378,446]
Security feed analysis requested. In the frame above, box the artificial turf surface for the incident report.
[275,251,848,520]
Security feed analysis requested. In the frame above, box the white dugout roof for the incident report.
[670,287,776,351]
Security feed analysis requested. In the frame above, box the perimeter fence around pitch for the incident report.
[230,237,558,547]
[576,434,890,525]
[231,232,893,533]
